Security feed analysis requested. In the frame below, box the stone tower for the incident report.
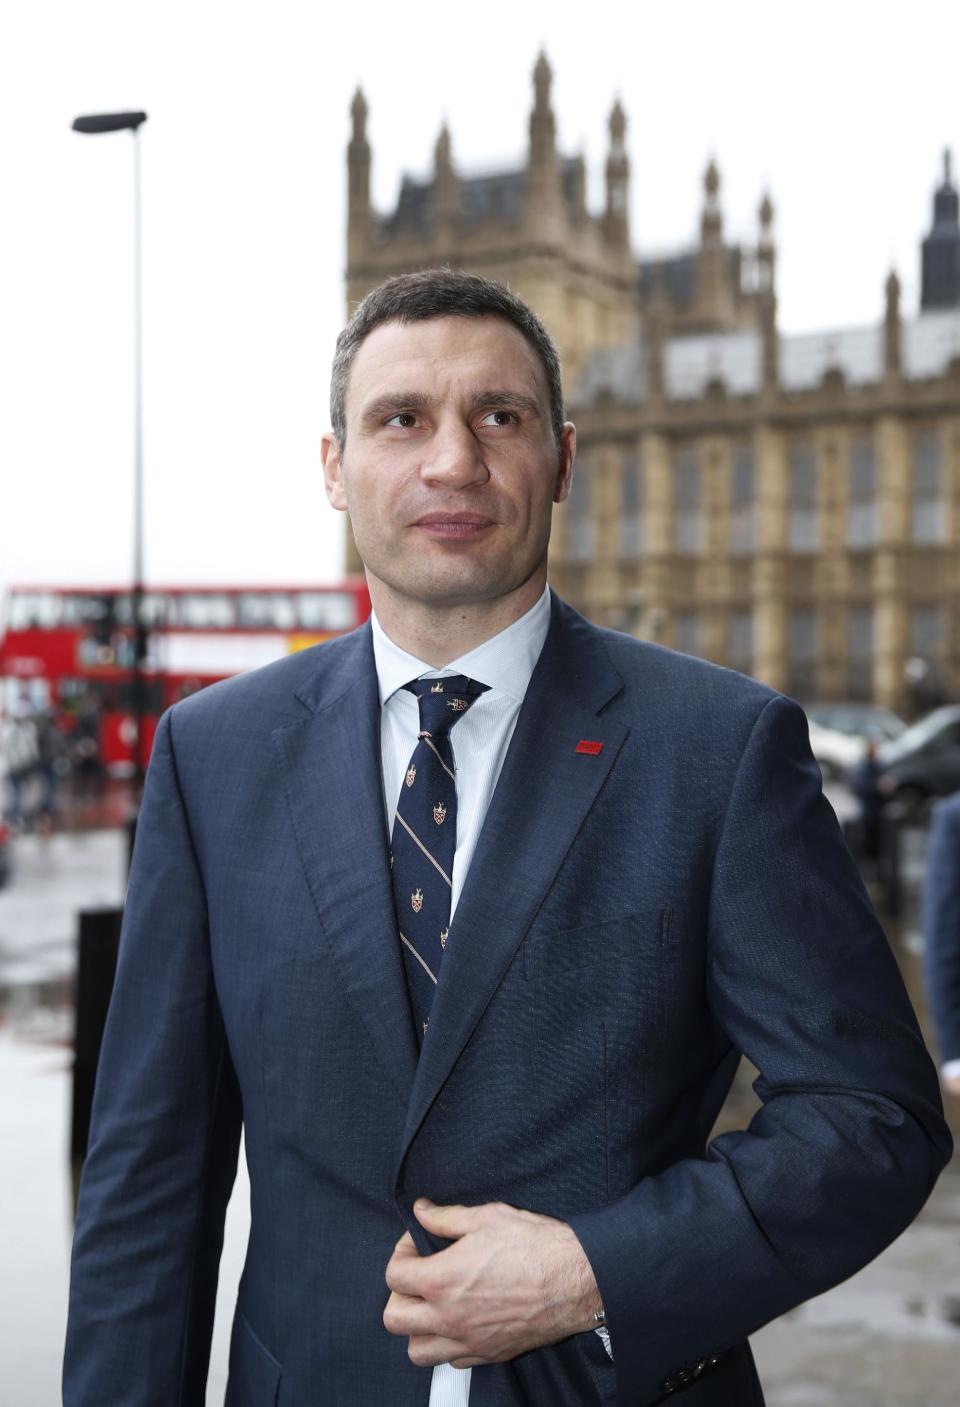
[344,52,640,385]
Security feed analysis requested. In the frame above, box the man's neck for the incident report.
[367,574,548,668]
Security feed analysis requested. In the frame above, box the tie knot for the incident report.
[405,675,488,737]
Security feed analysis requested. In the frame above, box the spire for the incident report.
[347,87,371,249]
[604,98,630,251]
[756,190,776,294]
[350,86,368,143]
[760,291,779,391]
[921,147,960,310]
[645,273,668,402]
[933,147,959,224]
[526,49,563,223]
[608,96,626,146]
[694,157,731,328]
[533,49,552,109]
[700,158,723,246]
[433,121,458,234]
[755,190,777,384]
[529,50,556,167]
[885,268,902,376]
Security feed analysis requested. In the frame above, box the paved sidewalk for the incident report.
[752,1158,960,1407]
[0,1032,248,1407]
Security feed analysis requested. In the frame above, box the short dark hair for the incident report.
[329,268,565,448]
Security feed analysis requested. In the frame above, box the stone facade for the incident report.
[344,56,960,717]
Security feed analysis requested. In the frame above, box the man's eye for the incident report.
[478,410,517,428]
[385,412,419,429]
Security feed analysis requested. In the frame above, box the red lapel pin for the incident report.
[575,739,603,756]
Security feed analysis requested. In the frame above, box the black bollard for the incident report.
[70,906,123,1212]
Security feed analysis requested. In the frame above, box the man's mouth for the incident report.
[413,513,495,538]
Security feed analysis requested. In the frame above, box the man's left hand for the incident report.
[383,1199,601,1369]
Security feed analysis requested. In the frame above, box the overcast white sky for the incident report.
[1,0,957,608]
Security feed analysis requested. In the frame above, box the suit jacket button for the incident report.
[707,1355,722,1367]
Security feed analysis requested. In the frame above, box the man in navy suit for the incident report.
[65,269,952,1407]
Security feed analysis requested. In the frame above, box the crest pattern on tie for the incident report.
[390,675,488,1046]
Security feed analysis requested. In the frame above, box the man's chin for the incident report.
[370,561,529,610]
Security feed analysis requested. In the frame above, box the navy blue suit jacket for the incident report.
[64,594,951,1407]
[922,792,960,1065]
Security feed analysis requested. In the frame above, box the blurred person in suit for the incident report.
[922,791,960,1098]
[64,270,952,1407]
[849,740,887,878]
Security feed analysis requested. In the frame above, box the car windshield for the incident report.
[882,707,960,755]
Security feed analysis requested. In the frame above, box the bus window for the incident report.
[139,594,171,628]
[60,678,117,711]
[237,593,296,630]
[112,595,133,625]
[8,592,63,629]
[173,593,236,629]
[0,677,51,713]
[297,592,354,631]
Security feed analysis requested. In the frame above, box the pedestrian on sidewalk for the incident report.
[1,709,40,832]
[849,740,887,880]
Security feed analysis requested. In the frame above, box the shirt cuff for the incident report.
[594,1325,613,1360]
[942,1059,960,1080]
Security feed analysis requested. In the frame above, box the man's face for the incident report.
[322,316,574,612]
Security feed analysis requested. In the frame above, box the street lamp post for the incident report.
[71,111,149,801]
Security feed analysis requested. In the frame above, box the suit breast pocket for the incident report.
[522,908,669,1014]
[519,909,670,1203]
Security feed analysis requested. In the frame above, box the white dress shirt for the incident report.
[371,587,551,1407]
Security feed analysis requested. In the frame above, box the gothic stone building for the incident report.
[345,55,960,716]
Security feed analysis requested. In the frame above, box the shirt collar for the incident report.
[370,586,551,707]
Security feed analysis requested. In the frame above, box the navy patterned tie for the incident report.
[390,675,489,1045]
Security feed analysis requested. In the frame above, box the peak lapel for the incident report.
[274,627,418,1103]
[398,600,629,1170]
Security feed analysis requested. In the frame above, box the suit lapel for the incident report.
[274,626,419,1104]
[397,598,629,1173]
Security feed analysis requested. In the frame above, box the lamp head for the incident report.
[72,112,147,135]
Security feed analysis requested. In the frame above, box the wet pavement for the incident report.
[1,804,958,1405]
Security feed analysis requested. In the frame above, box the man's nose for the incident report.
[421,420,490,489]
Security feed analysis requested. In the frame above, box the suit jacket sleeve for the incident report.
[63,708,242,1407]
[922,799,960,1065]
[568,694,952,1405]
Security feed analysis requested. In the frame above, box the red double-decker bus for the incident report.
[0,581,371,773]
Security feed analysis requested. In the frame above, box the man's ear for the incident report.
[321,432,348,512]
[553,422,576,504]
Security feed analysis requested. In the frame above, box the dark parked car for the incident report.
[876,705,960,814]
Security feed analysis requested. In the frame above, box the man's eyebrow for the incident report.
[467,390,543,418]
[360,391,435,423]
